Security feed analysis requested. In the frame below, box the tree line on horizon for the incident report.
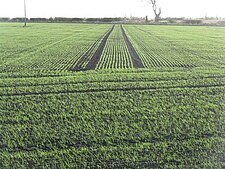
[0,17,127,23]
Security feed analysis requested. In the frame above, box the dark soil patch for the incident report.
[121,25,144,68]
[85,25,115,70]
[69,36,103,71]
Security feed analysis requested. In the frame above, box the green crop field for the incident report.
[0,23,225,168]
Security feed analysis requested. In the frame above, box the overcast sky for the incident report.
[0,0,225,19]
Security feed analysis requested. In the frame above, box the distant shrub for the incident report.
[217,21,225,26]
[0,17,10,22]
[85,18,99,22]
[184,20,202,25]
[85,18,123,23]
[168,19,176,24]
[11,18,28,22]
[54,17,72,22]
[71,18,84,22]
[30,18,48,22]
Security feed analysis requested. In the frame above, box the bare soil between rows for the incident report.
[70,24,145,71]
[85,25,115,70]
[121,25,144,68]
[69,36,103,71]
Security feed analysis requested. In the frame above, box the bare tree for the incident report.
[24,0,27,27]
[147,0,161,22]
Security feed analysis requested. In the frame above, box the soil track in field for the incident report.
[69,36,103,71]
[1,84,224,97]
[85,25,115,70]
[121,25,144,68]
[2,75,225,88]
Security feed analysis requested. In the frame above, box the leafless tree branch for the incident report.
[147,0,161,22]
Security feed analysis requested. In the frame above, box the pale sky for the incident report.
[0,0,225,19]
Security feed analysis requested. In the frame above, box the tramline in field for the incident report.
[1,23,225,72]
[97,25,133,69]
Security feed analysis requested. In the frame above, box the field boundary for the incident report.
[121,25,144,68]
[85,25,115,70]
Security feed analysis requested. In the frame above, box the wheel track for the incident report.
[121,25,144,68]
[85,25,115,70]
[1,84,224,97]
[1,75,225,88]
[69,35,104,71]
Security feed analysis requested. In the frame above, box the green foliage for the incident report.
[124,25,225,68]
[0,23,111,72]
[0,68,224,168]
[0,23,225,168]
[97,25,133,69]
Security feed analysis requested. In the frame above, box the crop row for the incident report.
[0,24,111,72]
[123,26,194,68]
[25,26,109,72]
[96,25,133,69]
[126,25,225,68]
[1,24,225,72]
